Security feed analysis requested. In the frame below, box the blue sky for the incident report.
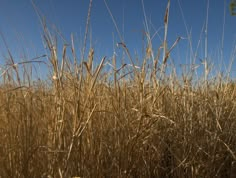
[0,0,236,79]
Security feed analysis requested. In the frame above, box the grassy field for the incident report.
[0,1,236,178]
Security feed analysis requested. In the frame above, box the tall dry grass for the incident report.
[0,1,236,177]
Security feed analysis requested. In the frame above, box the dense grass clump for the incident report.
[1,43,236,178]
[0,1,236,178]
[1,60,236,178]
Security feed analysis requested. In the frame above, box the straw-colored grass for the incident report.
[0,1,236,177]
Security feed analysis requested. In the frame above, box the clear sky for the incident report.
[0,0,236,79]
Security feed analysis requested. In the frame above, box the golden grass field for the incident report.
[0,1,236,177]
